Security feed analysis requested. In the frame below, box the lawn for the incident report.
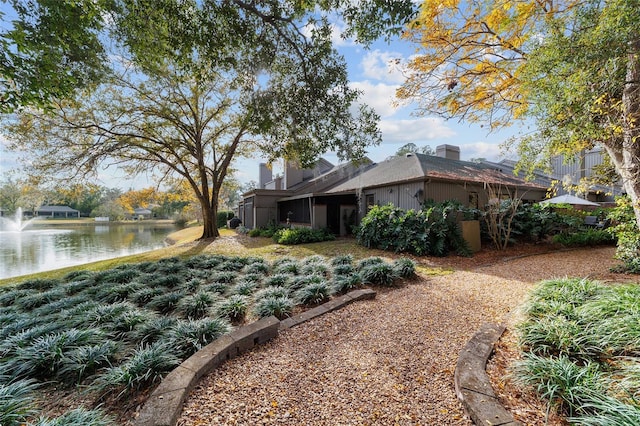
[0,227,419,425]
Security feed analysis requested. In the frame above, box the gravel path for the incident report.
[177,247,623,426]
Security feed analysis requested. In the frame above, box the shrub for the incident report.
[272,227,335,245]
[552,229,616,247]
[356,201,470,256]
[607,196,640,273]
[253,296,293,319]
[217,210,234,228]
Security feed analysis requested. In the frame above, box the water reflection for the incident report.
[0,223,178,279]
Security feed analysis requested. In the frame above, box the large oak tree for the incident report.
[5,0,402,239]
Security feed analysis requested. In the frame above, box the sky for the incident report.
[0,9,523,191]
[235,22,523,186]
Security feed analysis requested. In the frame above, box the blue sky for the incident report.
[235,23,523,185]
[0,9,522,190]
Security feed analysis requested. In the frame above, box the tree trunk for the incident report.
[621,35,640,229]
[200,200,220,240]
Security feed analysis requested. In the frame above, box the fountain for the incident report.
[0,207,39,232]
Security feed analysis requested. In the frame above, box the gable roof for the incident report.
[36,205,80,213]
[327,153,545,193]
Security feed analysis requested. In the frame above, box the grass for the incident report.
[514,278,640,423]
[0,227,423,424]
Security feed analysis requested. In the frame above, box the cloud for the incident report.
[360,49,406,84]
[458,141,504,161]
[379,117,456,144]
[350,80,400,118]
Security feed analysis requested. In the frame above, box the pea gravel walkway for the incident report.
[177,247,622,426]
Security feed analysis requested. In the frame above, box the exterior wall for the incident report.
[312,205,327,229]
[242,197,254,229]
[356,180,546,222]
[362,182,423,211]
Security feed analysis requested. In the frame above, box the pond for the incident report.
[0,222,179,280]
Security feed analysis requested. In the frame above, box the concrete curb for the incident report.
[454,323,521,426]
[134,288,377,426]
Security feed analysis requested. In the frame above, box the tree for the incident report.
[1,0,415,112]
[0,0,107,112]
[399,0,640,230]
[6,2,386,239]
[395,142,434,156]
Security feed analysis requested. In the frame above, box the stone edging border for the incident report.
[454,323,522,426]
[134,288,377,426]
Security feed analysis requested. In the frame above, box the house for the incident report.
[35,205,80,218]
[484,148,625,203]
[238,145,547,235]
[132,207,153,220]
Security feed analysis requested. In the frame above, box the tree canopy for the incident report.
[4,0,419,238]
[400,0,640,229]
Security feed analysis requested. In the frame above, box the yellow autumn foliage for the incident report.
[400,0,581,128]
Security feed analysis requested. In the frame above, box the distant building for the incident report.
[132,208,153,220]
[34,205,80,218]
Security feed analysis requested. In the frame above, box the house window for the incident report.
[468,192,478,209]
[366,194,375,211]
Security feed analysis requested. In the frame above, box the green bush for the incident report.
[608,196,640,273]
[359,263,398,287]
[393,258,417,278]
[216,210,234,229]
[355,201,470,256]
[216,295,249,322]
[295,282,333,306]
[272,227,335,245]
[552,229,616,247]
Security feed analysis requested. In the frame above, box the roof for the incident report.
[36,205,80,213]
[327,153,545,193]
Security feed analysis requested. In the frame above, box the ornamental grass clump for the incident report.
[295,281,333,306]
[58,341,120,385]
[231,280,258,296]
[30,407,115,426]
[0,377,39,425]
[393,258,416,278]
[216,295,249,323]
[514,278,640,423]
[146,291,185,314]
[167,318,231,358]
[253,296,293,319]
[332,274,362,294]
[94,342,180,398]
[359,262,398,287]
[177,291,218,320]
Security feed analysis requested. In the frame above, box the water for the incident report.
[0,222,179,280]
